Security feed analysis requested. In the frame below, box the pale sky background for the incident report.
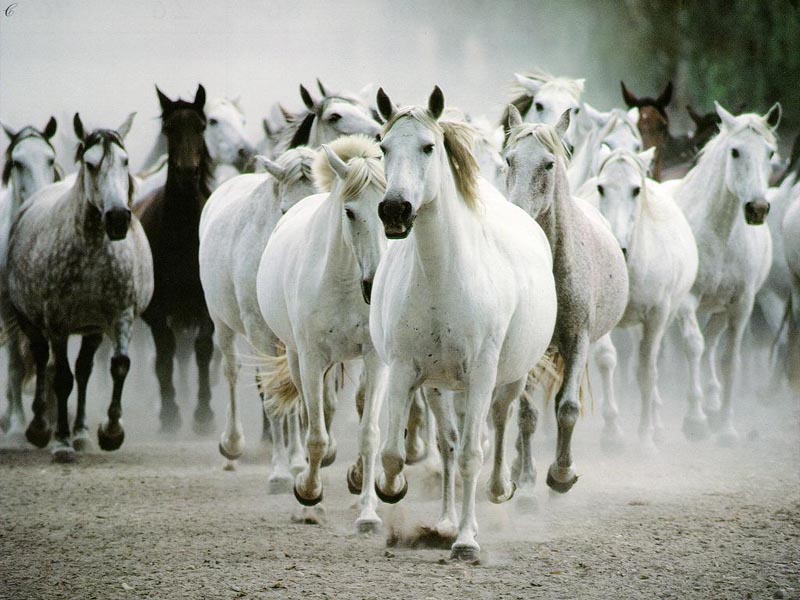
[0,0,639,171]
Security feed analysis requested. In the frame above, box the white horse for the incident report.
[198,147,317,486]
[371,88,557,560]
[0,117,62,437]
[782,186,800,393]
[662,102,780,444]
[502,70,584,148]
[257,135,388,531]
[582,147,698,447]
[135,95,256,202]
[503,107,628,492]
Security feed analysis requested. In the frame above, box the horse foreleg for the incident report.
[50,337,75,463]
[547,332,590,495]
[351,347,387,533]
[192,317,215,435]
[22,323,51,448]
[700,312,728,415]
[451,358,498,561]
[594,333,624,452]
[512,377,539,498]
[98,313,133,453]
[72,333,102,451]
[216,322,243,469]
[488,377,525,504]
[716,301,752,446]
[405,390,428,465]
[4,333,27,438]
[285,349,307,475]
[675,299,709,440]
[424,386,458,537]
[321,367,338,467]
[148,318,179,432]
[637,310,669,449]
[376,362,420,503]
[292,351,329,506]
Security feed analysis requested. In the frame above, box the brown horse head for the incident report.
[155,84,210,185]
[686,104,721,150]
[620,81,673,150]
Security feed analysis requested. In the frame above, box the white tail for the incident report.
[256,348,300,418]
[528,346,593,416]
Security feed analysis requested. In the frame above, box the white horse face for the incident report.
[342,185,387,303]
[721,126,776,226]
[7,135,57,200]
[378,117,443,238]
[504,134,559,219]
[205,99,254,171]
[316,98,381,144]
[596,159,643,257]
[278,177,316,214]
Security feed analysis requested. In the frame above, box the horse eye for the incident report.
[345,208,355,221]
[123,158,129,167]
[505,156,511,167]
[731,148,739,159]
[545,161,554,171]
[328,113,342,123]
[422,144,434,155]
[48,158,55,166]
[768,150,775,159]
[12,160,21,169]
[597,185,605,196]
[535,102,544,112]
[573,107,581,115]
[379,144,388,156]
[209,118,218,126]
[632,186,641,197]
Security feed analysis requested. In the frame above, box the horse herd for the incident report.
[1,71,798,561]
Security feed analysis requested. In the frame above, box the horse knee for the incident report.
[518,398,538,435]
[457,444,483,477]
[111,355,131,381]
[556,398,579,428]
[595,345,617,371]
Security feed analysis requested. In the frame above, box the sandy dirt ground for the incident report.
[1,342,799,600]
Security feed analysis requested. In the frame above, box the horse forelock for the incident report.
[312,135,385,200]
[275,146,316,188]
[507,122,571,160]
[697,114,776,164]
[383,108,480,210]
[73,129,134,205]
[600,148,672,221]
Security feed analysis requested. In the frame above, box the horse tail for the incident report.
[256,348,300,419]
[529,346,593,416]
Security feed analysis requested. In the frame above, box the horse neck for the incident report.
[537,161,575,259]
[164,162,210,221]
[315,192,358,280]
[681,145,741,243]
[412,159,477,278]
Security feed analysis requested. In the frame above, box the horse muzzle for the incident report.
[744,200,770,225]
[104,208,131,241]
[378,199,415,239]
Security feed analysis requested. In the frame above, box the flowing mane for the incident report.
[312,134,385,199]
[507,121,571,159]
[274,146,316,187]
[383,107,481,210]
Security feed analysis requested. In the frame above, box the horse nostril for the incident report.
[621,247,628,260]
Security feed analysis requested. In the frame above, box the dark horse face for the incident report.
[620,81,673,151]
[156,84,208,181]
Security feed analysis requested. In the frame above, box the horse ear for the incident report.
[156,85,172,112]
[255,155,286,181]
[620,81,640,108]
[117,112,136,140]
[376,87,397,122]
[555,109,571,139]
[514,73,542,95]
[316,78,329,97]
[583,102,607,126]
[73,113,85,141]
[506,104,523,129]
[428,86,445,121]
[714,101,738,131]
[574,78,586,94]
[43,117,57,139]
[764,102,782,130]
[2,121,16,141]
[194,84,206,110]
[322,144,349,181]
[656,81,673,108]
[300,84,317,111]
[638,147,656,171]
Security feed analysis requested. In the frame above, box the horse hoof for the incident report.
[97,422,125,451]
[218,442,243,461]
[192,415,216,437]
[72,429,92,452]
[25,422,52,449]
[488,480,516,504]
[321,445,337,468]
[346,464,362,495]
[294,484,323,507]
[682,415,710,441]
[546,467,578,494]
[223,460,237,472]
[716,425,740,447]
[355,518,381,534]
[268,474,294,495]
[515,492,539,514]
[159,411,182,434]
[375,477,408,504]
[52,444,77,464]
[450,544,480,563]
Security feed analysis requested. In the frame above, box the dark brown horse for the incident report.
[135,84,215,434]
[621,81,696,180]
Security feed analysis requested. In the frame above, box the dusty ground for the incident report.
[1,348,799,600]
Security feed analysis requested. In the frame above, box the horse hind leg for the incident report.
[594,334,625,453]
[715,302,753,446]
[320,366,338,467]
[405,390,428,465]
[547,332,590,495]
[149,318,180,432]
[511,377,539,509]
[215,322,243,469]
[700,312,728,418]
[192,318,216,436]
[424,387,459,538]
[675,300,710,440]
[72,333,103,451]
[4,333,28,442]
[488,377,525,505]
[637,311,669,451]
[21,320,52,449]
